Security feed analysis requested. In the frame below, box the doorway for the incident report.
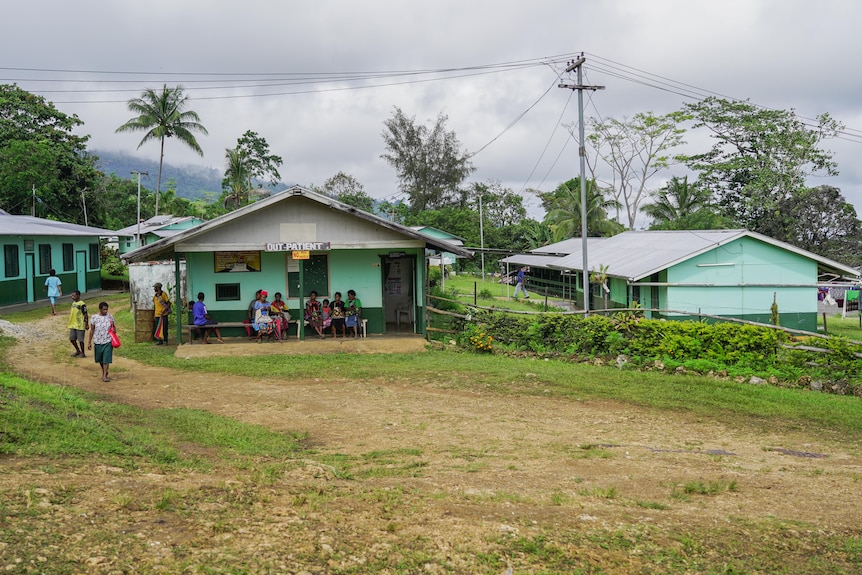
[382,256,415,334]
[76,251,87,293]
[25,253,35,303]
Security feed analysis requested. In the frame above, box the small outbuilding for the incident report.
[121,186,471,340]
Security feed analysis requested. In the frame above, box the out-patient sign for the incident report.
[292,250,310,260]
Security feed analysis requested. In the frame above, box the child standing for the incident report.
[345,289,362,337]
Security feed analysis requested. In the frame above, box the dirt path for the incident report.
[4,311,862,572]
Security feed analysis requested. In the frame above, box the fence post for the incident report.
[544,287,548,311]
[822,312,828,336]
[474,281,477,306]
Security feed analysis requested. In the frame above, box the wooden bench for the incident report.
[185,320,300,344]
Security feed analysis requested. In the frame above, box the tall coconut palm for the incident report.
[642,176,711,226]
[540,178,624,241]
[222,147,251,210]
[116,85,207,215]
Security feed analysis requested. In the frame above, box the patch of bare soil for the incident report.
[2,311,862,573]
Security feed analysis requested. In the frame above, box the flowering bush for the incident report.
[462,324,493,353]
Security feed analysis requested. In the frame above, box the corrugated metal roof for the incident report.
[500,253,563,268]
[548,230,860,280]
[114,215,199,236]
[0,214,117,237]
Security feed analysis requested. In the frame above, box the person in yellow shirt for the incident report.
[68,290,89,358]
[152,282,172,345]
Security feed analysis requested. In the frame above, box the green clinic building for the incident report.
[0,210,115,306]
[121,187,471,340]
[505,230,859,332]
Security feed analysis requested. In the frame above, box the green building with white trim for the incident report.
[121,186,471,340]
[0,210,116,307]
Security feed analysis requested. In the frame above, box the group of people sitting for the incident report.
[302,289,363,340]
[190,289,363,343]
[245,288,362,342]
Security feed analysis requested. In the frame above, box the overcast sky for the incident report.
[4,0,862,223]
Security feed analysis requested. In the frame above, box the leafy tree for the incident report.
[585,111,689,229]
[0,84,99,222]
[318,171,375,212]
[469,181,527,228]
[233,130,283,188]
[538,178,624,242]
[775,185,862,264]
[381,107,475,213]
[682,97,841,240]
[642,175,731,230]
[116,84,208,216]
[377,199,409,224]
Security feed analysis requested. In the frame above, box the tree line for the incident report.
[1,83,859,268]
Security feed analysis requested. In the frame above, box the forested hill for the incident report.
[93,150,288,201]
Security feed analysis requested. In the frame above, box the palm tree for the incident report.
[222,148,251,210]
[116,85,208,216]
[642,176,711,226]
[541,178,624,242]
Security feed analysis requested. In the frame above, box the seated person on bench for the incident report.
[192,292,224,344]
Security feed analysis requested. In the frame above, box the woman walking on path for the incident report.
[87,301,115,382]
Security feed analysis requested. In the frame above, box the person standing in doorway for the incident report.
[513,266,530,299]
[152,282,172,345]
[44,269,62,315]
[87,301,115,382]
[68,290,88,358]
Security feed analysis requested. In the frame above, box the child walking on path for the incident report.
[44,269,62,315]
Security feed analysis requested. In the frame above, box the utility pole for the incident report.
[81,188,88,227]
[558,53,604,314]
[31,184,36,216]
[478,192,485,281]
[131,171,148,249]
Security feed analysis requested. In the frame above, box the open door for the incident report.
[382,256,415,334]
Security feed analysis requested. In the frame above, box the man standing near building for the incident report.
[68,290,88,358]
[152,282,172,345]
[513,266,530,299]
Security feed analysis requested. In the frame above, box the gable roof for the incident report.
[0,213,118,237]
[122,186,473,263]
[548,230,860,280]
[114,215,201,237]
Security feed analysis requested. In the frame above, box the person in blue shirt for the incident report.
[513,266,530,299]
[44,269,62,315]
[192,292,224,344]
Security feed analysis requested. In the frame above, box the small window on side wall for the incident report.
[4,245,20,278]
[38,244,51,274]
[62,243,74,271]
[215,283,241,301]
[89,243,100,269]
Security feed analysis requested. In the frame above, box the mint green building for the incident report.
[116,215,205,254]
[0,211,115,306]
[122,187,471,340]
[508,230,859,332]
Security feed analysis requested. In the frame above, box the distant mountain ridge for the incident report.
[93,150,287,201]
